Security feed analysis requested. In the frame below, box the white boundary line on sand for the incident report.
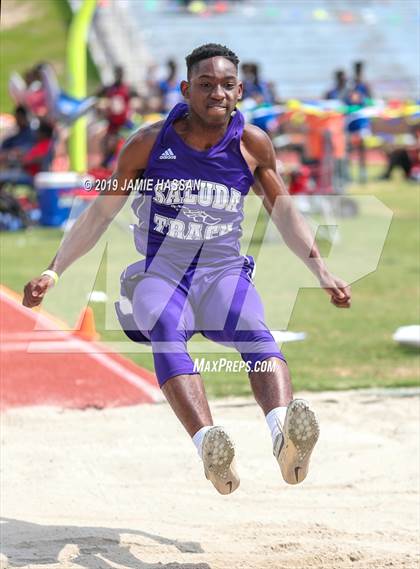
[0,290,163,403]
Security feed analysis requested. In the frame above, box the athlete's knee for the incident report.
[153,351,196,387]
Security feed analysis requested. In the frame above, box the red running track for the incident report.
[0,286,161,409]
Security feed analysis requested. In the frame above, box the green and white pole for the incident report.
[67,0,97,172]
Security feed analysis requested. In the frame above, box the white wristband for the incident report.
[41,270,59,286]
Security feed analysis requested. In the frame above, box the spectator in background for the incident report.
[97,66,133,134]
[24,63,46,90]
[325,70,347,101]
[349,61,372,100]
[144,63,161,97]
[345,61,372,184]
[22,63,48,117]
[20,120,54,177]
[158,59,183,113]
[0,120,54,185]
[379,125,420,181]
[1,106,35,155]
[97,66,135,168]
[241,62,275,104]
[241,63,278,134]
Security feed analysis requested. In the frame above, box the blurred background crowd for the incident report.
[0,0,418,229]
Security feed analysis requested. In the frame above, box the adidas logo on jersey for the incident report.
[159,148,176,160]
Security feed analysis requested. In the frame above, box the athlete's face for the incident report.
[182,57,242,125]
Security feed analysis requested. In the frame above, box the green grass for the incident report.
[1,178,419,397]
[0,0,99,113]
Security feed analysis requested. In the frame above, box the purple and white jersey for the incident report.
[131,103,254,264]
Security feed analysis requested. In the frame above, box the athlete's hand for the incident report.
[22,275,55,308]
[319,273,351,308]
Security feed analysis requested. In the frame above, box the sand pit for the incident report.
[1,389,419,569]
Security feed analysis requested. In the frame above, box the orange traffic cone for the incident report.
[73,307,99,341]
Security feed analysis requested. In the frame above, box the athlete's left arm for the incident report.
[246,126,351,308]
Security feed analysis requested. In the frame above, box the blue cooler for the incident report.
[34,172,88,227]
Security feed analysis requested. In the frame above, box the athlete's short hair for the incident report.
[186,44,240,78]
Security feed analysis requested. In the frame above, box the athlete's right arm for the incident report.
[22,125,161,308]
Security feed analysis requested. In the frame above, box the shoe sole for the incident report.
[278,399,320,485]
[202,427,240,495]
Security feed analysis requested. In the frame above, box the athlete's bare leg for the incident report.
[248,356,293,414]
[162,372,240,494]
[161,373,213,437]
[250,356,319,485]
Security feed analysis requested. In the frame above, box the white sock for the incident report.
[192,426,213,459]
[266,406,288,444]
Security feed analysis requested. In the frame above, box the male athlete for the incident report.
[23,45,351,495]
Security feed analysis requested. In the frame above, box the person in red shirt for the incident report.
[99,66,131,134]
[97,66,135,167]
[21,121,54,176]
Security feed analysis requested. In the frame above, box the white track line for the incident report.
[1,331,69,341]
[1,340,102,352]
[1,291,162,402]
